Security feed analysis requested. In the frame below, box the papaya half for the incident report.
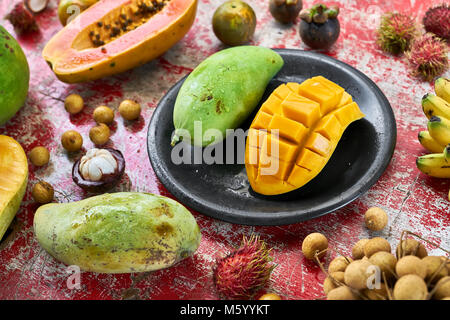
[43,0,198,83]
[245,76,365,195]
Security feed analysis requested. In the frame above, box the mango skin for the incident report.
[172,46,284,147]
[33,192,201,273]
[0,26,29,125]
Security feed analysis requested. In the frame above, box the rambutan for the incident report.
[5,2,39,35]
[213,235,276,299]
[406,33,449,82]
[376,12,418,55]
[423,4,450,42]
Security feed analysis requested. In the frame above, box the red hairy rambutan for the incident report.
[376,12,418,55]
[213,235,276,299]
[5,2,39,35]
[423,4,450,41]
[406,33,449,82]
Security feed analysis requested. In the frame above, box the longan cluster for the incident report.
[304,232,450,300]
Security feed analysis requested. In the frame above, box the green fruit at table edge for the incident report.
[172,46,284,147]
[33,192,201,273]
[212,0,257,46]
[0,25,29,126]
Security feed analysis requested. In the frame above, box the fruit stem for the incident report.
[171,131,181,146]
[401,230,450,254]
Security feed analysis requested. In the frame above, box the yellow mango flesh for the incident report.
[0,135,28,239]
[245,76,364,195]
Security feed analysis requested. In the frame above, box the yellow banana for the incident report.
[422,93,450,120]
[416,153,450,178]
[435,77,450,103]
[418,130,446,153]
[428,116,450,146]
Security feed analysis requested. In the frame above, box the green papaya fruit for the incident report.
[33,192,201,273]
[171,46,284,147]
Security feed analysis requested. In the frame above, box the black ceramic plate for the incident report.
[147,49,396,226]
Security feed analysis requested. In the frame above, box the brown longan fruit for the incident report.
[301,232,328,260]
[352,239,369,259]
[393,274,428,300]
[344,259,374,290]
[61,130,83,152]
[363,237,391,258]
[422,256,448,283]
[32,181,54,204]
[89,123,110,146]
[396,239,428,259]
[64,94,84,114]
[434,276,450,300]
[29,146,50,167]
[93,105,115,124]
[119,100,141,121]
[259,293,281,300]
[396,255,427,279]
[327,286,359,300]
[323,271,345,295]
[440,256,450,273]
[364,207,388,231]
[328,256,353,273]
[362,286,390,300]
[369,251,397,280]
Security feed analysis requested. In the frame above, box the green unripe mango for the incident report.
[171,46,283,147]
[34,192,201,273]
[0,25,29,126]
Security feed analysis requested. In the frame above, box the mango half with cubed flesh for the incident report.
[43,0,198,83]
[245,76,364,195]
[0,135,28,240]
[34,192,201,273]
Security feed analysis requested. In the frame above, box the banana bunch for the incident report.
[416,78,450,183]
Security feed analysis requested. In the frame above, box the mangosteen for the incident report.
[299,4,340,50]
[269,0,303,24]
[72,148,125,193]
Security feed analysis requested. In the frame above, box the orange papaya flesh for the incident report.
[43,0,197,83]
[245,76,365,195]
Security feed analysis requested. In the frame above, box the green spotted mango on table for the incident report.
[34,193,201,273]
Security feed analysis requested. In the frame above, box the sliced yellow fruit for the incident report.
[0,135,28,240]
[245,77,364,195]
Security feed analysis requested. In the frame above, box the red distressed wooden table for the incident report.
[0,0,448,300]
